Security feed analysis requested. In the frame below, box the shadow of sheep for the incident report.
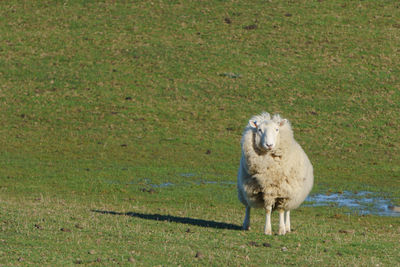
[92,210,242,230]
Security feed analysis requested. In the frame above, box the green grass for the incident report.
[1,0,399,265]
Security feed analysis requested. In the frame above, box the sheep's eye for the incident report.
[276,128,279,132]
[258,128,262,133]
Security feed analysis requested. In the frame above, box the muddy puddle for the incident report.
[304,191,400,217]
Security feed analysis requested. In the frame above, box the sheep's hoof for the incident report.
[264,230,272,235]
[242,225,250,231]
[278,228,286,235]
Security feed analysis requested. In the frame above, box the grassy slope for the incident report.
[1,0,399,265]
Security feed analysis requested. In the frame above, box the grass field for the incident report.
[1,0,399,265]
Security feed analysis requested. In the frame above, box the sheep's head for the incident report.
[249,116,287,152]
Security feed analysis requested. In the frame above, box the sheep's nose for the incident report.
[266,144,273,149]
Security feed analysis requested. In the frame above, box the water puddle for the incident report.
[305,191,400,217]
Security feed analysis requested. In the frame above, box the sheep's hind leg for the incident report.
[242,206,251,230]
[264,206,272,235]
[285,211,291,233]
[278,209,286,235]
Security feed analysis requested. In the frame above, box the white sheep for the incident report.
[237,112,313,235]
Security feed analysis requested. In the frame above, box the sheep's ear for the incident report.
[279,119,288,127]
[249,120,258,128]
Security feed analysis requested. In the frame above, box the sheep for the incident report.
[237,112,313,235]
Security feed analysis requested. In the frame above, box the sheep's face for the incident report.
[249,120,283,152]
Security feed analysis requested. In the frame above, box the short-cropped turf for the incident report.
[1,0,399,265]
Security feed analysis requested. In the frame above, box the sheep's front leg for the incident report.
[264,207,272,235]
[285,211,291,233]
[243,206,251,230]
[278,209,286,235]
